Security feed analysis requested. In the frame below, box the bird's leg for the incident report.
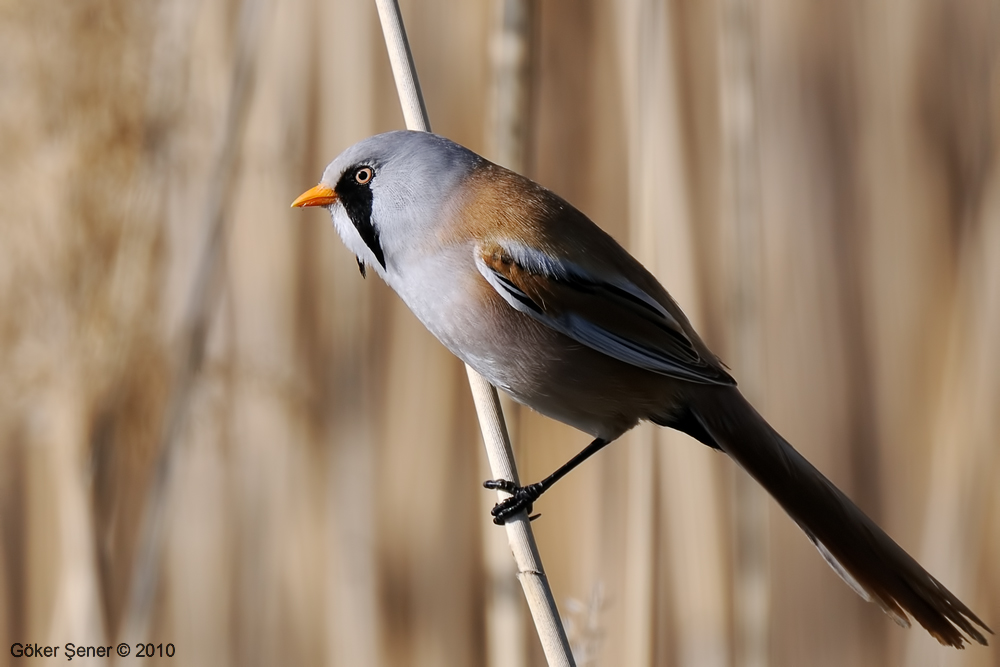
[484,437,611,525]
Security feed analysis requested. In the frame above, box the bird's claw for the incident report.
[483,478,518,494]
[483,479,545,525]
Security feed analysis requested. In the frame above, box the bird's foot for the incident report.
[483,479,545,525]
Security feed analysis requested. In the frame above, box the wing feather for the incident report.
[476,242,734,385]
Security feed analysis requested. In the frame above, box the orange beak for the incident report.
[291,184,338,208]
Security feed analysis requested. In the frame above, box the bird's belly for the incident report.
[460,324,671,440]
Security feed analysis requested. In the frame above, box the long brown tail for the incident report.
[690,385,991,648]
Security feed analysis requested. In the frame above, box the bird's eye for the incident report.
[354,166,374,185]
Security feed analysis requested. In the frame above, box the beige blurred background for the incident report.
[0,0,998,665]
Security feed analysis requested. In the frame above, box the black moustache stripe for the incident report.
[352,212,386,270]
[336,169,386,270]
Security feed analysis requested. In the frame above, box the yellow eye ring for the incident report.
[355,166,374,185]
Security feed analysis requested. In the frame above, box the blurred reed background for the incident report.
[0,0,998,665]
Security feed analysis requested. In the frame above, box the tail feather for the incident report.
[691,386,992,648]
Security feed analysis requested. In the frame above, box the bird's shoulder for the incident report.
[444,162,642,279]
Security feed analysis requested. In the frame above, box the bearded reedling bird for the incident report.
[293,130,991,647]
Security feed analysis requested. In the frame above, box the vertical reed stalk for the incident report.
[719,0,770,665]
[483,1,537,665]
[373,0,575,664]
[120,0,269,644]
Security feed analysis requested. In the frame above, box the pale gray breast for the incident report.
[386,241,539,383]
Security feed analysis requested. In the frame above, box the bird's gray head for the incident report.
[294,131,482,278]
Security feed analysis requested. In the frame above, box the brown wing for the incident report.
[477,242,734,386]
